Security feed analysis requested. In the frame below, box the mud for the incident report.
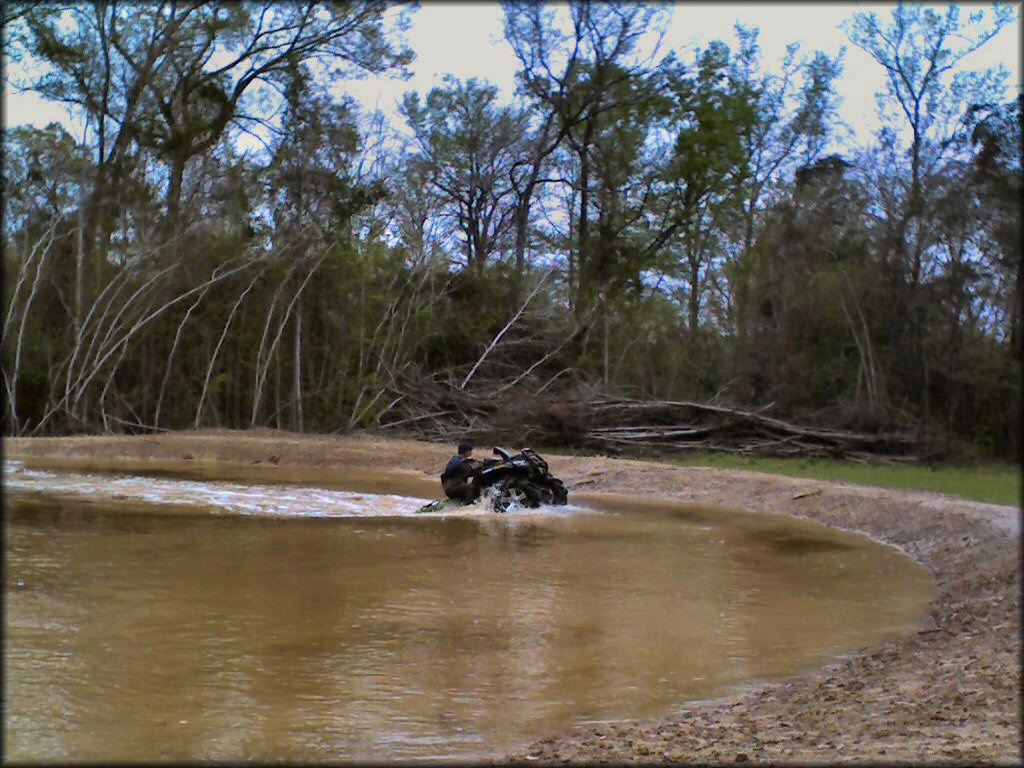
[5,429,1021,763]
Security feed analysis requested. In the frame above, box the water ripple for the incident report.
[3,460,432,518]
[2,461,588,519]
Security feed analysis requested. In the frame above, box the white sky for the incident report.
[4,1,1021,148]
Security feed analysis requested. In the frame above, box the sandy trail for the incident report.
[5,429,1020,764]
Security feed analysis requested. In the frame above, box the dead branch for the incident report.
[459,269,553,390]
[194,264,267,429]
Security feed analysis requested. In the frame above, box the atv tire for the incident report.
[492,484,530,513]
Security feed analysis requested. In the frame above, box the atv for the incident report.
[417,446,569,514]
[475,446,569,513]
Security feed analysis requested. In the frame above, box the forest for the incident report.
[3,2,1020,461]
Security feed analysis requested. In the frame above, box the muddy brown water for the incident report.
[3,459,934,762]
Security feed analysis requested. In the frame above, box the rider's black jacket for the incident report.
[441,455,478,483]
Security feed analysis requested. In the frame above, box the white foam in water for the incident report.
[2,461,589,519]
[3,461,432,518]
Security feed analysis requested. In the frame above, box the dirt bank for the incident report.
[5,429,1021,763]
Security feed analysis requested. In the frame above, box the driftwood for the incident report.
[377,382,917,461]
[579,397,915,460]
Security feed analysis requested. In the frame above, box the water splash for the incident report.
[2,461,588,519]
[3,460,432,518]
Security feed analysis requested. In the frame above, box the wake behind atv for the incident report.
[418,447,569,514]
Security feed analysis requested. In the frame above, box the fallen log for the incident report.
[376,379,917,460]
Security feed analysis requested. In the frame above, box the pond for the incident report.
[3,460,934,762]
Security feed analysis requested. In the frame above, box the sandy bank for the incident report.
[5,429,1020,763]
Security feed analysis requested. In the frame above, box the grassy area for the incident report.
[543,446,1020,506]
[675,454,1021,507]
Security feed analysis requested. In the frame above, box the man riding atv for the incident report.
[430,440,569,513]
[441,440,481,503]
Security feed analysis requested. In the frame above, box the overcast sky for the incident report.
[4,1,1021,148]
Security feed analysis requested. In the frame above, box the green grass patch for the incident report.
[541,446,1020,506]
[673,454,1021,507]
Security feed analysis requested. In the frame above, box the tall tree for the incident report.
[10,1,415,256]
[967,95,1023,364]
[844,2,1013,429]
[724,25,843,345]
[401,76,525,273]
[501,0,674,382]
[659,41,754,336]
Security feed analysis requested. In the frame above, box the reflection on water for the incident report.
[3,460,934,762]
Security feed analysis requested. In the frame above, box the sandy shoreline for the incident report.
[4,429,1021,763]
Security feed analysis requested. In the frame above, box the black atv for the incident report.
[473,446,569,513]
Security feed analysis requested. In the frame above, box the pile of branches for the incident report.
[578,396,916,461]
[375,374,570,445]
[379,382,917,462]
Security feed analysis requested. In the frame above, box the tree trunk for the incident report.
[166,150,188,254]
[602,291,609,386]
[575,124,594,326]
[687,252,700,335]
[293,299,303,433]
[510,192,531,311]
[83,165,109,266]
[1012,241,1023,365]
